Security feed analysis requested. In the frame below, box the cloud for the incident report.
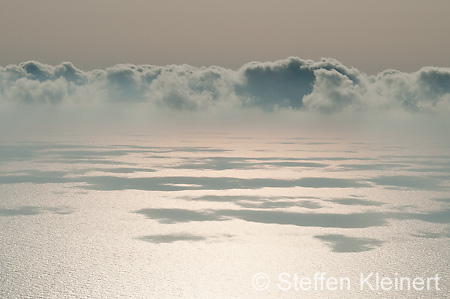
[1,57,450,117]
[3,77,68,104]
[302,68,363,113]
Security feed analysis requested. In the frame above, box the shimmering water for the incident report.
[1,133,449,298]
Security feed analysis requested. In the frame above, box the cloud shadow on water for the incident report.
[237,200,322,209]
[329,197,384,206]
[71,167,157,174]
[134,208,227,224]
[370,175,446,191]
[0,146,35,163]
[138,233,236,244]
[0,173,71,185]
[138,233,207,243]
[183,195,323,209]
[220,209,387,228]
[314,234,383,252]
[134,208,389,228]
[0,206,42,216]
[0,143,96,163]
[0,206,73,216]
[411,228,450,239]
[409,209,450,223]
[134,206,450,230]
[44,159,135,166]
[338,163,407,171]
[433,198,450,203]
[173,156,328,170]
[78,176,370,191]
[0,170,369,191]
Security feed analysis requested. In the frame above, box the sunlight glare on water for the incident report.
[0,132,449,298]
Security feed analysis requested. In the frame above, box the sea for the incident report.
[1,130,449,298]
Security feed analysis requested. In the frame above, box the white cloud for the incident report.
[3,77,68,104]
[302,69,363,113]
[1,57,450,115]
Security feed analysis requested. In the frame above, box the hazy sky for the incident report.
[1,0,450,73]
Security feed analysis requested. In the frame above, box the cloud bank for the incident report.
[1,57,449,114]
[2,57,450,139]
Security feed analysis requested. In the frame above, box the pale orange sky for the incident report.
[1,0,449,73]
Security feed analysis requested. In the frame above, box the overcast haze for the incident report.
[1,0,450,73]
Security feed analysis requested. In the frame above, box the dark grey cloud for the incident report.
[1,57,450,114]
